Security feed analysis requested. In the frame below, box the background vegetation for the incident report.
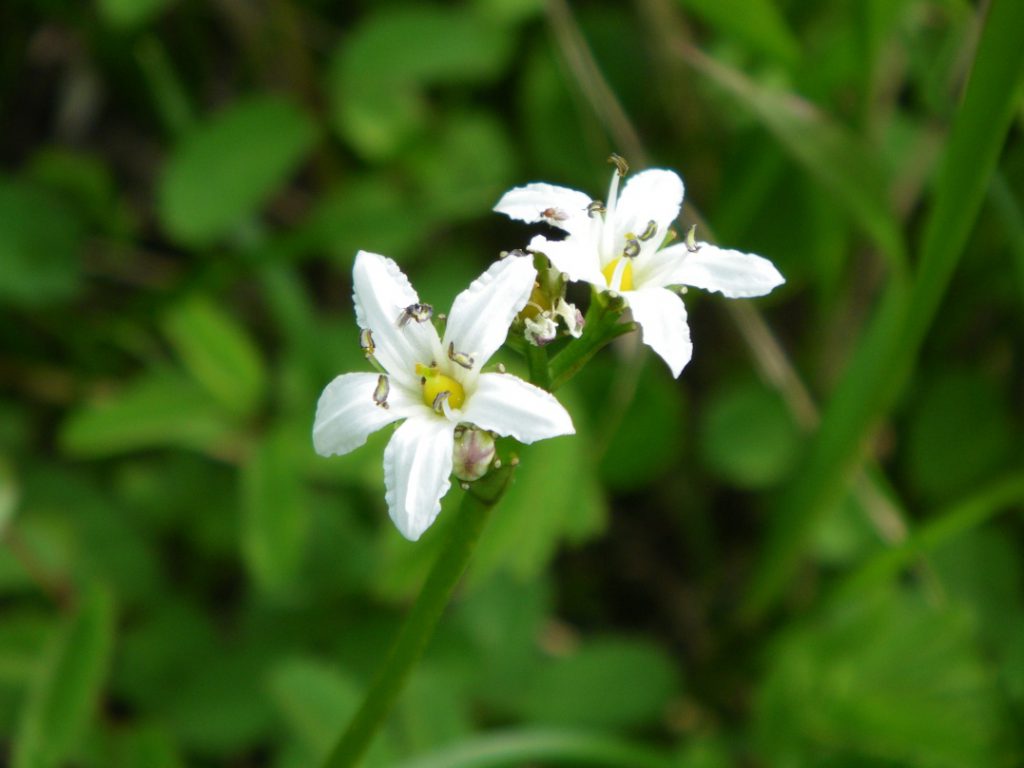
[1,0,1023,765]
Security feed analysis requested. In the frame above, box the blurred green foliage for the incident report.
[1,0,1023,766]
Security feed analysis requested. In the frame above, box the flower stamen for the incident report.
[360,328,375,357]
[447,342,474,370]
[373,374,390,409]
[685,224,701,253]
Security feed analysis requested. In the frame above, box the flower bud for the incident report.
[452,427,496,482]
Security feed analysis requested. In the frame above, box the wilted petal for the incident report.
[625,286,693,378]
[612,169,684,242]
[462,372,574,443]
[383,415,457,541]
[528,234,605,286]
[352,251,441,386]
[313,372,418,456]
[667,243,785,298]
[444,256,535,369]
[493,183,594,236]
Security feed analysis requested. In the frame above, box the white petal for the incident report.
[443,256,536,369]
[669,243,785,298]
[625,287,693,378]
[313,372,416,456]
[461,372,574,443]
[493,183,594,236]
[528,234,605,286]
[352,251,441,387]
[612,169,684,243]
[383,416,456,541]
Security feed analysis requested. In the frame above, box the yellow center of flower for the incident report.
[415,363,466,411]
[601,257,634,291]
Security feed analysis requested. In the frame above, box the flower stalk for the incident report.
[548,296,634,391]
[525,341,551,390]
[321,464,516,768]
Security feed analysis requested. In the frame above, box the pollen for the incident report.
[601,258,634,291]
[414,363,466,411]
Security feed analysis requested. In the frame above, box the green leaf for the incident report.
[905,369,1014,501]
[96,0,170,30]
[241,429,310,593]
[60,372,235,458]
[699,378,800,489]
[162,294,267,418]
[0,613,53,687]
[835,473,1024,603]
[469,428,606,584]
[591,360,686,492]
[14,586,116,768]
[268,659,362,761]
[677,0,800,64]
[515,638,680,729]
[105,724,184,768]
[687,50,907,273]
[0,456,18,536]
[26,148,130,234]
[406,112,516,223]
[303,178,431,263]
[328,5,515,159]
[756,589,1003,767]
[0,179,83,307]
[393,667,472,754]
[743,0,1024,620]
[158,96,316,246]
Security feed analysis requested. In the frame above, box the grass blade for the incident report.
[743,0,1024,621]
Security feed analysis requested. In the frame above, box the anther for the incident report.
[431,390,450,415]
[373,374,390,409]
[447,342,474,370]
[497,363,507,374]
[623,237,640,258]
[638,220,658,241]
[397,303,433,327]
[685,224,700,253]
[359,328,375,357]
[608,153,629,176]
[586,199,606,217]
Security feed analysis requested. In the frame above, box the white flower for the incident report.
[313,251,574,541]
[494,167,785,377]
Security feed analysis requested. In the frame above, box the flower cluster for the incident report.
[494,157,785,376]
[314,157,784,539]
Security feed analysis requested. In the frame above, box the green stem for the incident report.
[829,472,1024,605]
[321,467,515,768]
[525,342,551,390]
[394,727,678,768]
[549,298,632,391]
